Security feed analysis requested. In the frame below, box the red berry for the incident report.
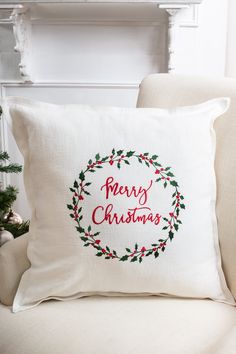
[79,195,84,200]
[153,247,157,251]
[102,249,106,254]
[121,155,125,158]
[95,240,101,244]
[109,160,114,165]
[167,177,170,181]
[141,246,146,252]
[161,168,164,171]
[150,160,153,164]
[155,169,160,174]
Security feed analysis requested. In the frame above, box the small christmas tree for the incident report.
[0,107,29,238]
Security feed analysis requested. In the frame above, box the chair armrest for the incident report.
[0,233,30,306]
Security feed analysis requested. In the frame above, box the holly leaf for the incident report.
[162,226,168,230]
[74,180,79,188]
[70,188,75,193]
[117,162,121,169]
[174,224,179,231]
[131,256,138,262]
[81,237,88,242]
[177,220,182,224]
[126,151,135,157]
[112,148,115,155]
[67,204,73,210]
[154,251,159,258]
[126,248,131,253]
[146,251,153,256]
[117,150,123,156]
[120,255,129,262]
[166,172,174,177]
[170,180,178,187]
[124,160,130,165]
[88,225,91,232]
[169,231,174,240]
[180,204,185,209]
[164,181,167,188]
[88,159,92,165]
[84,191,91,195]
[85,182,92,186]
[151,155,158,160]
[143,152,149,156]
[96,252,103,257]
[95,153,100,161]
[156,178,162,182]
[165,167,171,171]
[145,161,150,167]
[76,226,85,233]
[135,243,138,250]
[139,257,143,263]
[79,171,85,181]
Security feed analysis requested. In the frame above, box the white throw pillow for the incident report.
[1,96,234,312]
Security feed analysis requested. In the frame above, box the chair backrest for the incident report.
[137,74,236,300]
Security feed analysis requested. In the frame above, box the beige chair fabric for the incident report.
[0,234,30,306]
[0,297,236,354]
[137,74,236,300]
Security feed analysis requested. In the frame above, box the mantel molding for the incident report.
[10,6,33,82]
[0,0,203,82]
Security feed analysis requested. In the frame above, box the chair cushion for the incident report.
[0,234,30,306]
[137,74,236,300]
[0,297,236,354]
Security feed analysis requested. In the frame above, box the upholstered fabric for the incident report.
[0,234,30,306]
[137,74,236,300]
[0,297,236,354]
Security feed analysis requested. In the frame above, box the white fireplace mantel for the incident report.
[0,0,203,82]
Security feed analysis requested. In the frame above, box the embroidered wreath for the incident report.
[67,149,185,263]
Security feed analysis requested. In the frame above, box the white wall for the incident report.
[226,0,236,77]
[0,0,231,218]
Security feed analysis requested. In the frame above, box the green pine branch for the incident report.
[0,185,18,217]
[0,163,22,174]
[0,151,9,161]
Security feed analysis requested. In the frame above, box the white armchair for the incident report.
[0,74,236,354]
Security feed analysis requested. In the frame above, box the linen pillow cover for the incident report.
[2,97,234,312]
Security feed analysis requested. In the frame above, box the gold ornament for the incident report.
[3,209,23,225]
